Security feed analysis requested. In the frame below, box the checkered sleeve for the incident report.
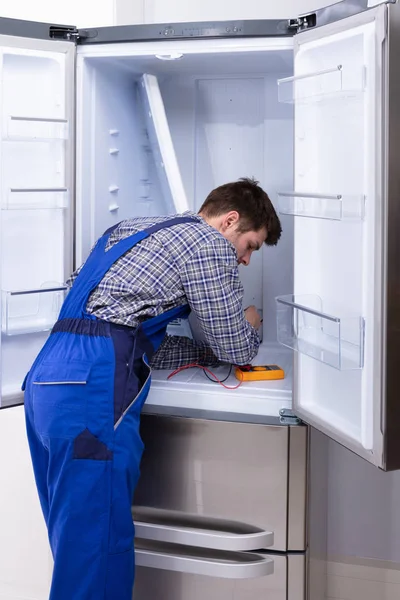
[150,335,221,370]
[180,239,260,365]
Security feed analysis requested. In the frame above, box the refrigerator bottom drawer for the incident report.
[133,552,305,600]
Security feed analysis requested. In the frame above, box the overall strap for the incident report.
[58,216,199,321]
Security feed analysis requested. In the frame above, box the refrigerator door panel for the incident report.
[279,5,389,467]
[133,506,274,551]
[135,540,274,579]
[134,415,307,553]
[384,1,400,471]
[0,33,75,409]
[133,552,304,600]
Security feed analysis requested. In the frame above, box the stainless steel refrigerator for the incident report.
[1,0,400,598]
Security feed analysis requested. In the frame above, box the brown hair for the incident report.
[199,177,282,246]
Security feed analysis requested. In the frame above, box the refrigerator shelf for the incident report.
[277,65,364,103]
[2,188,69,210]
[276,294,365,370]
[277,191,365,221]
[5,115,69,141]
[1,286,66,336]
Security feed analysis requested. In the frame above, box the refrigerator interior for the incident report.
[75,15,384,453]
[75,39,296,419]
[0,24,378,448]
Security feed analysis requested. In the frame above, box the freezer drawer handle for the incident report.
[133,506,274,551]
[135,539,274,579]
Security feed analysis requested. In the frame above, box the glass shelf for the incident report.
[5,116,69,141]
[275,294,365,370]
[277,191,365,221]
[1,286,66,336]
[277,65,364,104]
[2,188,69,210]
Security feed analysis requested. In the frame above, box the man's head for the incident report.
[199,177,282,266]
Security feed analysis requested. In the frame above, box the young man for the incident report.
[23,177,282,600]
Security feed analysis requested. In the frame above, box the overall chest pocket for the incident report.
[32,361,92,439]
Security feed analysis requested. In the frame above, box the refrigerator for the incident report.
[0,0,400,598]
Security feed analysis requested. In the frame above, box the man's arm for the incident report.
[150,335,221,370]
[180,238,260,366]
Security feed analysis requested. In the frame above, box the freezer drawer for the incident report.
[134,414,307,552]
[133,548,305,600]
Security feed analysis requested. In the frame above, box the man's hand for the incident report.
[244,305,262,330]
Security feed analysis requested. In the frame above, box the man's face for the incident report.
[225,226,267,266]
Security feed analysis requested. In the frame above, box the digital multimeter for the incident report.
[234,364,285,382]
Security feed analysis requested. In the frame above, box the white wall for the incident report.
[115,0,340,24]
[0,407,52,600]
[0,0,115,28]
[143,0,338,23]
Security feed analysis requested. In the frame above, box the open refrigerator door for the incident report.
[276,5,387,466]
[0,32,75,409]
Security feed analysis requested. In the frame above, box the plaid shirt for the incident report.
[67,212,260,369]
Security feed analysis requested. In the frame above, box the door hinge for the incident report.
[288,13,317,33]
[49,25,80,41]
[279,408,301,426]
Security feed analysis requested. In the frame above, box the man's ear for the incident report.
[222,211,240,231]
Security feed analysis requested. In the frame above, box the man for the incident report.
[23,177,282,600]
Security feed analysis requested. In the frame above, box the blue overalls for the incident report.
[23,216,196,600]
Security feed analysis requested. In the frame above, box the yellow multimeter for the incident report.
[234,364,285,382]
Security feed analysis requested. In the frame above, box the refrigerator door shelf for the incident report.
[133,506,274,552]
[277,63,365,103]
[135,539,274,580]
[2,188,69,210]
[277,191,365,221]
[5,115,69,141]
[276,295,365,371]
[1,286,66,336]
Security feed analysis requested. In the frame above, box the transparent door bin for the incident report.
[5,116,69,141]
[277,65,364,103]
[277,192,365,221]
[1,286,66,336]
[275,295,365,370]
[2,188,69,210]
